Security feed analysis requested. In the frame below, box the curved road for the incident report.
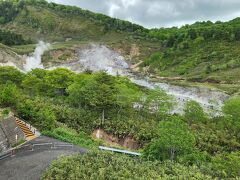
[0,136,87,180]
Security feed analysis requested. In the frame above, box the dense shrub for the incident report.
[42,151,212,180]
[184,100,207,125]
[42,126,98,148]
[0,0,23,24]
[0,66,25,86]
[143,117,196,161]
[0,29,31,45]
[0,82,20,107]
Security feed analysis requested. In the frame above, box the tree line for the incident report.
[0,0,24,24]
[149,19,240,48]
[18,0,148,34]
[0,29,31,45]
[2,0,240,45]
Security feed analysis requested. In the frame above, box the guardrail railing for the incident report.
[0,142,76,161]
[99,146,141,156]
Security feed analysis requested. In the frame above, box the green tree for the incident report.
[0,16,5,24]
[94,72,118,125]
[0,66,25,86]
[22,69,47,96]
[211,152,240,178]
[37,107,56,130]
[0,0,22,24]
[184,100,207,126]
[115,77,142,116]
[143,117,196,161]
[0,82,20,107]
[235,30,240,41]
[188,29,197,39]
[222,96,240,137]
[44,68,74,96]
[145,88,173,117]
[68,72,118,125]
[67,73,98,108]
[16,98,37,121]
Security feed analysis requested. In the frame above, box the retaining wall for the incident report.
[0,116,25,153]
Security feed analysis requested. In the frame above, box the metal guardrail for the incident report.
[0,151,12,160]
[99,146,141,156]
[0,142,75,161]
[0,144,33,160]
[32,142,74,149]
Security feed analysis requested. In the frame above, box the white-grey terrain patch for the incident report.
[0,43,230,115]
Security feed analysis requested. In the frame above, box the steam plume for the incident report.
[78,44,129,75]
[24,41,50,72]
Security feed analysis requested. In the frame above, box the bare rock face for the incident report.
[0,49,8,63]
[0,47,24,70]
[120,136,139,150]
[92,129,140,150]
[130,44,140,58]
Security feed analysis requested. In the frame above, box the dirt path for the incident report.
[0,136,87,180]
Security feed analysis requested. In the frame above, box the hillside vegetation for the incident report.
[0,0,160,63]
[0,66,240,179]
[1,0,240,86]
[143,19,240,86]
[1,0,240,179]
[42,151,213,179]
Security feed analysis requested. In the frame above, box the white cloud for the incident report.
[109,3,120,17]
[121,0,138,8]
[47,0,240,28]
[147,2,179,17]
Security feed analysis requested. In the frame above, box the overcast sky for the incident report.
[48,0,240,28]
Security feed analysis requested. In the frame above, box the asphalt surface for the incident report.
[0,136,87,180]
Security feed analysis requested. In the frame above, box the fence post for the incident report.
[11,149,15,157]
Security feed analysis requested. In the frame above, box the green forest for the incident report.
[142,21,240,85]
[1,0,240,179]
[0,66,240,179]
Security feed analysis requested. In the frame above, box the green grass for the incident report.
[0,108,11,119]
[11,44,36,54]
[42,126,100,148]
[13,139,26,148]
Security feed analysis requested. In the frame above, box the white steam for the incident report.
[45,43,229,116]
[78,44,129,75]
[76,44,229,115]
[47,44,129,76]
[24,41,50,72]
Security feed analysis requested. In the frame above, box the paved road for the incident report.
[0,136,87,180]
